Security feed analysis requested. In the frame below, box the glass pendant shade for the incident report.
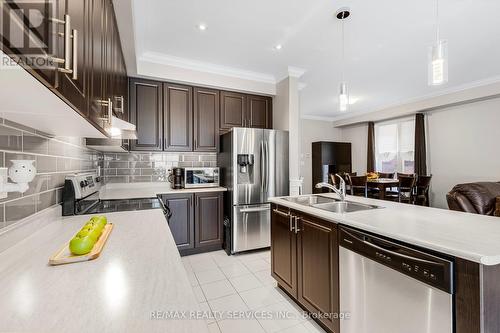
[339,82,349,112]
[428,40,448,86]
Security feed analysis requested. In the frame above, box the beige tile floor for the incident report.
[182,249,327,333]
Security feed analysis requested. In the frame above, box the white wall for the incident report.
[300,119,342,193]
[336,97,500,209]
[341,123,368,175]
[427,98,500,208]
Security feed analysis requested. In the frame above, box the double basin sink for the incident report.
[282,195,380,214]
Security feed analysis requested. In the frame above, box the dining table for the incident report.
[367,178,399,200]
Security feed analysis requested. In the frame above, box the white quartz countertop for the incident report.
[99,182,227,200]
[0,208,209,333]
[269,194,500,266]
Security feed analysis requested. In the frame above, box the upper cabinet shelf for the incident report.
[0,0,128,137]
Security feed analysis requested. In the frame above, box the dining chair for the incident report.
[397,175,417,203]
[377,172,395,179]
[414,175,432,206]
[347,175,368,197]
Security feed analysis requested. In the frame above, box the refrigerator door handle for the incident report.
[265,140,269,193]
[260,141,266,193]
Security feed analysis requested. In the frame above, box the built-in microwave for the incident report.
[184,167,220,188]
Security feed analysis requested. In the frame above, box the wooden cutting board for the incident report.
[49,223,114,266]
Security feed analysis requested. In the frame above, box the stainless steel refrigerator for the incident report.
[219,128,289,254]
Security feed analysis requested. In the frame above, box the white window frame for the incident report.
[374,117,415,174]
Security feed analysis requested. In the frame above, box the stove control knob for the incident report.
[80,181,85,188]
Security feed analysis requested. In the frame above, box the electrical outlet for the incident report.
[0,167,8,199]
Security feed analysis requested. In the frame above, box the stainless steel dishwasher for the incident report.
[339,226,454,333]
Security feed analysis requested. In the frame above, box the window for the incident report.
[375,119,415,174]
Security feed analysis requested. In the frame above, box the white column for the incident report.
[273,67,306,196]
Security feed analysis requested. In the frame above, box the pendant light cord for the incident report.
[341,18,345,82]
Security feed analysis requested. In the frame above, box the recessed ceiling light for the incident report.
[197,24,207,31]
[274,44,282,51]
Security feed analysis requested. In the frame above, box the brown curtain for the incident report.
[414,113,427,175]
[367,122,375,172]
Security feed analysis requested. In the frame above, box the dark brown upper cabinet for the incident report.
[164,83,193,151]
[247,94,272,129]
[220,91,246,130]
[57,0,88,114]
[220,91,272,131]
[194,87,219,152]
[195,192,223,249]
[1,0,60,88]
[1,0,127,137]
[129,78,163,151]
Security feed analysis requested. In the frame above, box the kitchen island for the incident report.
[0,208,209,333]
[269,193,500,333]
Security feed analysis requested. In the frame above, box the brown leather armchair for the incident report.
[446,182,500,215]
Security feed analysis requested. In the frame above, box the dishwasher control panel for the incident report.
[339,226,453,293]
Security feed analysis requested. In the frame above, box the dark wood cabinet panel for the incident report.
[195,192,223,248]
[297,215,339,332]
[160,194,194,251]
[247,95,272,129]
[1,0,61,88]
[220,91,246,130]
[57,0,88,114]
[271,206,297,297]
[87,0,106,129]
[194,87,219,152]
[129,78,163,151]
[164,83,193,151]
[1,0,127,137]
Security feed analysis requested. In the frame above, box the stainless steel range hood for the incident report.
[85,137,130,152]
[85,116,137,152]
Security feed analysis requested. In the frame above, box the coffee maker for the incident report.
[168,168,184,189]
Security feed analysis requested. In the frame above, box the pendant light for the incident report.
[428,0,448,85]
[336,8,350,112]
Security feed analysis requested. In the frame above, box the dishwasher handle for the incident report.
[342,228,442,266]
[340,226,454,294]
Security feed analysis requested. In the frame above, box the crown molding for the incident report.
[288,66,306,78]
[330,76,500,127]
[300,114,335,121]
[139,52,276,84]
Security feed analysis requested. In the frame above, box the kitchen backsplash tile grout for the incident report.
[0,119,103,230]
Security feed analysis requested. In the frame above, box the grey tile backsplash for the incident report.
[102,152,217,183]
[0,118,218,231]
[0,119,102,230]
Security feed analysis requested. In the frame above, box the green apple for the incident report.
[69,235,95,255]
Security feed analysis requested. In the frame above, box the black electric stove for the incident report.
[62,172,169,217]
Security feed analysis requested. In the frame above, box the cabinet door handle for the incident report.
[71,29,78,80]
[294,216,301,234]
[272,208,289,218]
[63,14,71,72]
[289,214,294,232]
[107,98,113,124]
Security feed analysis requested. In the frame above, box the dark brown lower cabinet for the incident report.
[297,215,339,332]
[195,192,223,249]
[161,191,223,256]
[159,193,194,251]
[271,204,339,333]
[271,206,297,297]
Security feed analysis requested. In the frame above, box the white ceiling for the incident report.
[118,0,500,120]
